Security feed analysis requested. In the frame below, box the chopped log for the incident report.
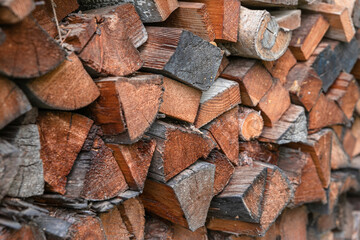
[0,76,31,130]
[352,117,360,156]
[0,16,66,79]
[289,14,330,61]
[256,80,291,127]
[77,0,179,23]
[343,129,357,157]
[259,104,307,145]
[182,0,240,42]
[219,7,292,61]
[270,10,302,30]
[215,54,229,79]
[65,125,128,200]
[301,3,355,42]
[118,197,145,240]
[194,78,241,128]
[331,130,350,169]
[0,125,44,197]
[37,111,93,194]
[326,72,359,120]
[326,37,359,73]
[107,139,156,191]
[202,107,239,165]
[69,216,106,239]
[99,207,131,240]
[351,56,360,80]
[144,215,174,239]
[262,49,297,85]
[161,2,215,42]
[89,74,163,144]
[141,161,215,231]
[204,150,235,195]
[285,64,323,112]
[221,58,273,107]
[0,0,35,24]
[159,76,202,123]
[172,225,207,240]
[139,27,223,91]
[146,120,215,182]
[238,107,264,142]
[277,207,308,240]
[331,124,345,140]
[239,141,279,165]
[241,0,297,7]
[308,93,346,131]
[21,53,100,110]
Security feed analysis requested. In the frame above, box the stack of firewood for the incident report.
[2,0,360,239]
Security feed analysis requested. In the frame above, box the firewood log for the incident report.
[139,27,223,91]
[343,128,357,157]
[0,0,35,24]
[146,120,215,182]
[118,197,145,240]
[326,37,359,73]
[238,107,264,142]
[219,7,292,61]
[239,141,279,165]
[99,207,131,239]
[351,117,360,156]
[277,207,308,240]
[353,0,360,28]
[241,0,298,7]
[331,130,350,169]
[144,215,174,239]
[141,161,215,231]
[270,10,302,30]
[0,16,66,79]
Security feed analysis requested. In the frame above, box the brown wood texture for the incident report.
[238,107,264,141]
[99,207,131,240]
[241,0,297,7]
[118,197,145,240]
[0,0,35,24]
[239,141,279,165]
[343,129,357,157]
[352,117,360,157]
[331,130,350,169]
[271,10,302,30]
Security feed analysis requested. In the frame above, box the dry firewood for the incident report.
[285,64,323,111]
[241,0,298,7]
[0,0,35,24]
[270,10,302,30]
[204,150,235,195]
[353,0,360,28]
[118,197,145,240]
[0,125,44,197]
[0,16,66,79]
[256,80,291,127]
[139,27,223,91]
[238,107,264,142]
[160,2,215,42]
[343,128,357,157]
[194,78,241,128]
[326,72,359,120]
[181,0,239,42]
[351,55,360,80]
[351,117,360,156]
[262,49,297,85]
[89,74,163,144]
[77,0,178,23]
[326,37,359,73]
[141,161,215,231]
[0,76,31,130]
[20,53,100,111]
[37,111,93,194]
[216,55,230,79]
[99,207,131,240]
[146,120,215,182]
[65,125,128,200]
[202,107,239,165]
[5,224,46,240]
[107,139,156,191]
[277,207,308,240]
[301,2,355,42]
[221,58,273,107]
[159,76,202,124]
[331,124,345,140]
[239,141,279,165]
[330,130,350,169]
[172,225,207,240]
[219,7,292,61]
[259,104,307,145]
[144,215,174,239]
[289,14,329,61]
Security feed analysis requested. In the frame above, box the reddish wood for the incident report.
[99,207,131,240]
[343,129,357,158]
[0,0,35,24]
[118,197,145,240]
[238,107,264,142]
[331,130,350,169]
[351,117,360,156]
[278,207,308,240]
[70,216,106,240]
[6,224,46,240]
[239,141,279,165]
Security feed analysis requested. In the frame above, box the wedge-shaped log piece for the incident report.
[241,0,298,7]
[146,120,215,182]
[202,107,239,165]
[219,7,292,61]
[161,2,215,42]
[0,125,44,197]
[285,64,323,111]
[270,10,302,30]
[256,80,291,127]
[89,75,163,144]
[21,53,100,110]
[139,27,223,91]
[107,139,156,191]
[238,107,264,142]
[301,3,356,42]
[330,130,350,169]
[78,0,178,23]
[343,129,356,157]
[259,105,307,144]
[194,78,241,128]
[141,161,215,231]
[0,0,35,24]
[0,16,66,79]
[37,111,93,194]
[326,37,359,73]
[0,76,31,130]
[160,76,201,124]
[118,197,145,240]
[239,141,279,165]
[99,206,131,240]
[289,14,329,61]
[221,58,273,107]
[65,125,128,200]
[351,117,360,157]
[277,207,308,240]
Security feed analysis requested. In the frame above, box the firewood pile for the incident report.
[3,0,360,239]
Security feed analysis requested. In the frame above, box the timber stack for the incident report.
[3,0,360,239]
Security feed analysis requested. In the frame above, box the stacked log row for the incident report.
[2,0,360,239]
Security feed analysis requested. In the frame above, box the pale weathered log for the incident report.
[241,0,298,7]
[238,107,264,142]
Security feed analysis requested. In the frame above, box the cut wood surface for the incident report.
[238,107,264,141]
[219,7,292,61]
[141,161,215,231]
[139,27,223,91]
[146,120,215,182]
[277,207,308,240]
[239,141,279,165]
[194,78,241,128]
[0,0,35,24]
[331,130,350,169]
[241,0,298,7]
[343,129,357,157]
[21,53,100,111]
[352,117,360,157]
[271,10,302,30]
[99,207,131,240]
[118,197,145,240]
